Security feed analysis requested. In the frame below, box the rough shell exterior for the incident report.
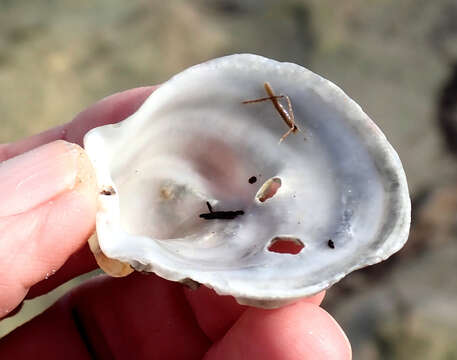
[84,54,411,308]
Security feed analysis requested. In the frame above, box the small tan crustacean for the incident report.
[243,82,300,143]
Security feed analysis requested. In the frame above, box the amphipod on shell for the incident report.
[84,54,410,308]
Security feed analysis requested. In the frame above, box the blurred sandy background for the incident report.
[1,0,457,358]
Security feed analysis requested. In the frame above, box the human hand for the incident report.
[0,87,351,359]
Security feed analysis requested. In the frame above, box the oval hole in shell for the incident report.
[256,177,282,202]
[268,236,304,254]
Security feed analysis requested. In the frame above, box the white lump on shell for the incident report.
[84,54,410,308]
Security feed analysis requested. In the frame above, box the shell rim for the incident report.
[85,53,411,303]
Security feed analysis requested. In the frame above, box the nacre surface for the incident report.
[84,54,410,308]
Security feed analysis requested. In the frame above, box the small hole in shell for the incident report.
[256,177,282,202]
[268,237,304,254]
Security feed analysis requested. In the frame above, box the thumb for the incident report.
[0,140,97,317]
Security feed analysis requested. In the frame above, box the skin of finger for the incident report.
[25,244,97,300]
[0,143,98,316]
[0,300,94,359]
[204,301,352,360]
[0,86,156,162]
[0,273,211,360]
[64,86,157,146]
[184,286,325,342]
[0,301,23,321]
[0,141,81,217]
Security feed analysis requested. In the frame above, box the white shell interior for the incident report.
[84,54,410,308]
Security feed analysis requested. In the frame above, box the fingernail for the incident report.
[0,140,81,216]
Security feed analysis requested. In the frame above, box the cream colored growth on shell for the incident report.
[84,54,410,308]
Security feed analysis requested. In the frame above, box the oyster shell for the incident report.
[84,54,410,308]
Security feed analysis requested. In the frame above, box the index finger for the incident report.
[0,86,156,162]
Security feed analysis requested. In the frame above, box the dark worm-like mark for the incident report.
[199,201,244,220]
